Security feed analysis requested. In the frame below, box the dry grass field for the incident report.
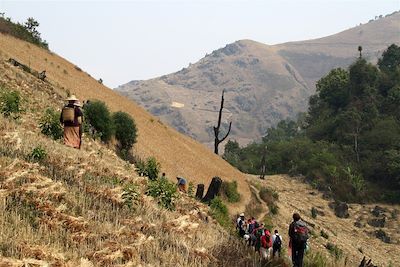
[0,57,257,266]
[0,32,250,214]
[0,116,235,266]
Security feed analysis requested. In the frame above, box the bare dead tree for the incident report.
[213,90,232,155]
[259,146,267,179]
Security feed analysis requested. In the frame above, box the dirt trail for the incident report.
[248,184,269,221]
[247,174,400,267]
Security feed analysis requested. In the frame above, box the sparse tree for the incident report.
[213,90,232,155]
[24,17,40,40]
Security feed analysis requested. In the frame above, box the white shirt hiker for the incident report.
[272,233,283,245]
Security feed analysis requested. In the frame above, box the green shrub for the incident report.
[29,146,47,161]
[122,183,140,209]
[263,216,274,230]
[112,111,138,151]
[259,186,279,215]
[146,178,179,210]
[209,197,230,228]
[269,204,279,215]
[343,166,365,193]
[220,181,241,203]
[83,100,114,142]
[145,157,161,180]
[320,230,329,239]
[304,250,330,267]
[0,89,21,119]
[39,108,63,140]
[325,242,343,260]
[117,148,135,163]
[135,157,146,176]
[311,207,318,219]
[188,182,194,197]
[259,186,279,202]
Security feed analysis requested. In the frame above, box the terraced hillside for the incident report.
[0,32,251,212]
[0,56,257,266]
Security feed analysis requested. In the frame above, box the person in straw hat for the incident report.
[176,176,187,192]
[60,95,84,149]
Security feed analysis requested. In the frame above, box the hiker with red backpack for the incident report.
[260,229,272,259]
[272,229,283,258]
[288,213,309,267]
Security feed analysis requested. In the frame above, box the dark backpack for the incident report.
[273,235,282,248]
[248,223,255,233]
[293,221,309,243]
[236,219,243,230]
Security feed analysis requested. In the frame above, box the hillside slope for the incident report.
[116,12,400,146]
[0,32,250,211]
[0,54,262,266]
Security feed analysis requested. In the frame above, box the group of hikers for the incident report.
[236,212,309,267]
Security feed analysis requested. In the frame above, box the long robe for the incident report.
[64,126,81,149]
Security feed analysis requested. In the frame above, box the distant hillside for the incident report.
[116,11,400,147]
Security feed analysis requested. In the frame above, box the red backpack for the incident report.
[261,232,271,248]
[293,220,309,243]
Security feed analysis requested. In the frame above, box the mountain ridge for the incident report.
[116,12,400,147]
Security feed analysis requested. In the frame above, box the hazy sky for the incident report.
[1,0,399,88]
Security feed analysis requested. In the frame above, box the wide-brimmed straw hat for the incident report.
[66,95,79,101]
[240,213,245,217]
[73,101,82,107]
